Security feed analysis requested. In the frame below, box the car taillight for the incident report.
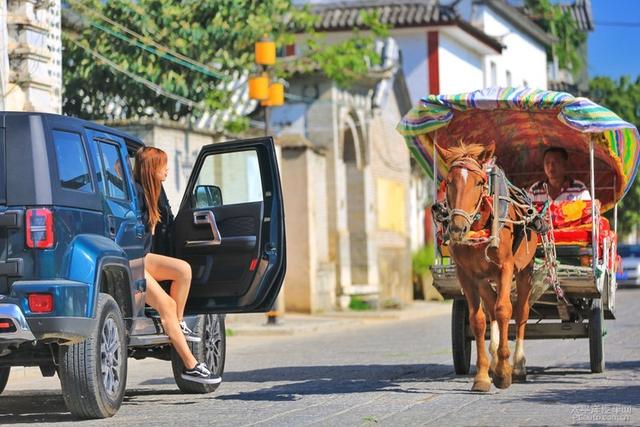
[28,293,54,313]
[0,319,17,332]
[26,208,54,249]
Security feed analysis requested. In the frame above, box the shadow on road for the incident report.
[0,391,75,424]
[505,384,640,405]
[0,388,202,423]
[216,363,457,401]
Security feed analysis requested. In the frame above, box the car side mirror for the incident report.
[193,184,223,208]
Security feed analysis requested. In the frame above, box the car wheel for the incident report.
[58,293,127,418]
[452,299,472,375]
[171,314,226,394]
[0,367,10,394]
[589,298,605,373]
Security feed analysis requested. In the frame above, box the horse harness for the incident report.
[432,157,548,253]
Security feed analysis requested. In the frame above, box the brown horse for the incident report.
[436,141,538,392]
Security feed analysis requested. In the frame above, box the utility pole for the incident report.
[248,34,285,324]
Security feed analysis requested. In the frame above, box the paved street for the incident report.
[2,290,639,426]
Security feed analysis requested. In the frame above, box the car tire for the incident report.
[589,298,605,373]
[452,299,472,375]
[171,314,226,394]
[0,367,10,394]
[58,293,127,419]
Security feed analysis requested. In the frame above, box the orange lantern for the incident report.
[261,82,284,107]
[255,35,276,66]
[248,74,269,100]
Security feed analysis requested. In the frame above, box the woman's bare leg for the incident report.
[144,270,197,369]
[145,253,192,321]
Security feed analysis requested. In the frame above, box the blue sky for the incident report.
[588,0,640,79]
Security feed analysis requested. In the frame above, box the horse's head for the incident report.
[437,141,495,242]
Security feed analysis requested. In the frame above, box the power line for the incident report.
[594,21,640,28]
[65,0,229,80]
[88,20,224,80]
[63,33,204,109]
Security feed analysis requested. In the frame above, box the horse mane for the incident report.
[444,141,486,164]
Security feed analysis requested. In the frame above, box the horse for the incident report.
[435,141,539,392]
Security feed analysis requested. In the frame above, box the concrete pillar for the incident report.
[306,82,352,308]
[280,136,334,313]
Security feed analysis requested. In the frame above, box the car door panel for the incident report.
[174,138,286,314]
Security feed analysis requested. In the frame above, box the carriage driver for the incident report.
[527,147,591,204]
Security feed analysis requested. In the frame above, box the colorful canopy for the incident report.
[397,87,640,211]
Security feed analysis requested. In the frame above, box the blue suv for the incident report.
[0,112,286,418]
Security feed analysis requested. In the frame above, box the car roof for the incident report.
[0,111,144,149]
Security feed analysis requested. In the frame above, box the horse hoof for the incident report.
[493,375,512,389]
[512,372,527,383]
[471,380,492,392]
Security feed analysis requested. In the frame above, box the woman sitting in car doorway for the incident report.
[134,146,219,384]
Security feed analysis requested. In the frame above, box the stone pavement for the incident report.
[224,300,453,336]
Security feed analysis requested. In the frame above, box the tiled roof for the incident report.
[558,0,593,32]
[479,0,555,47]
[309,0,502,52]
[311,0,456,31]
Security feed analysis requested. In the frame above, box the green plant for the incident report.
[525,0,587,77]
[412,243,435,277]
[349,296,373,311]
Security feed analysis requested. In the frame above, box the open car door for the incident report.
[174,137,286,314]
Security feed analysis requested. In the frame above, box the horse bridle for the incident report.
[443,158,489,228]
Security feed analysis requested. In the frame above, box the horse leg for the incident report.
[478,285,498,376]
[493,262,514,389]
[512,264,533,383]
[461,281,491,392]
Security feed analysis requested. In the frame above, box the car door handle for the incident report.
[186,210,222,247]
[107,216,117,238]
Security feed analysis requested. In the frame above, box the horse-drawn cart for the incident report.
[398,87,640,380]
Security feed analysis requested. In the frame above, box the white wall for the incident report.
[479,7,548,89]
[392,31,428,105]
[438,33,485,93]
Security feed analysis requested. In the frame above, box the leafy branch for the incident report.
[62,0,388,131]
[525,0,587,77]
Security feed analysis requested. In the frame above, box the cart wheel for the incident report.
[589,298,605,373]
[452,299,472,375]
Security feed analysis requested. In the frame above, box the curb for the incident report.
[225,301,453,336]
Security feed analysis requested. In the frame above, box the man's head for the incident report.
[543,147,569,184]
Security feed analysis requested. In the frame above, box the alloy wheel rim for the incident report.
[204,315,222,372]
[100,317,121,398]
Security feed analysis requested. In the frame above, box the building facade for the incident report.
[1,0,62,113]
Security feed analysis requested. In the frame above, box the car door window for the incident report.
[192,150,263,208]
[98,141,129,200]
[52,130,93,192]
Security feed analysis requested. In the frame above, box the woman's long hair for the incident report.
[133,147,167,232]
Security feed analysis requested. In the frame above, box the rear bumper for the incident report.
[0,303,36,343]
[0,301,94,344]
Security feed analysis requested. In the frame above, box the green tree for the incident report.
[590,75,640,236]
[524,0,586,77]
[62,0,387,131]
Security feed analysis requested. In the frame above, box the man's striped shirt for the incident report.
[527,179,591,204]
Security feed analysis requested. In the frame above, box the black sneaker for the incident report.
[181,362,222,384]
[179,320,201,342]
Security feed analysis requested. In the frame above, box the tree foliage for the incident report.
[590,75,640,236]
[61,0,387,130]
[525,0,586,77]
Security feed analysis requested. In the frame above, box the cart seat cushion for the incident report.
[548,200,599,228]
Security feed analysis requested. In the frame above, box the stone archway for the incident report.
[339,111,378,298]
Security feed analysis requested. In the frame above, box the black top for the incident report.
[135,182,174,256]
